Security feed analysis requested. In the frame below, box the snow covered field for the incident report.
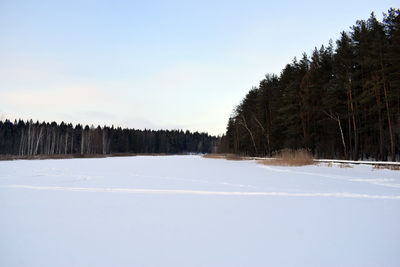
[1,155,399,267]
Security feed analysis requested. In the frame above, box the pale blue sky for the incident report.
[0,0,397,135]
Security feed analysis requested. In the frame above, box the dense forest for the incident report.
[219,8,400,161]
[0,119,218,156]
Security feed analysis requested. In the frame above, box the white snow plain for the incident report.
[0,155,399,267]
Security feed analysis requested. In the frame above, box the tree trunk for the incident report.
[34,126,43,155]
[81,129,85,155]
[239,115,258,155]
[253,114,270,156]
[347,73,358,160]
[324,110,347,159]
[380,56,395,161]
[373,73,384,160]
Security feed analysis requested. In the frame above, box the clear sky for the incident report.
[0,0,397,135]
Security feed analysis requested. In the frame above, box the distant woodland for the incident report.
[0,120,218,156]
[218,9,400,161]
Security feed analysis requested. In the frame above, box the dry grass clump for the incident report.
[258,149,314,166]
[338,163,353,168]
[202,154,226,159]
[373,164,400,171]
[203,153,244,161]
[321,162,353,168]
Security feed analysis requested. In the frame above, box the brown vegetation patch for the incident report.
[258,149,314,166]
[338,163,353,168]
[202,154,226,159]
[203,153,244,161]
[321,162,353,168]
[373,164,400,171]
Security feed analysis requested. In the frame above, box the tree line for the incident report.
[0,119,218,156]
[219,9,400,161]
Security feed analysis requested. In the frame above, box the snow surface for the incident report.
[0,155,399,267]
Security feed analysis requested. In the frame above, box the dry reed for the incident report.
[258,149,314,166]
[203,153,244,161]
[338,163,353,168]
[372,164,400,171]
